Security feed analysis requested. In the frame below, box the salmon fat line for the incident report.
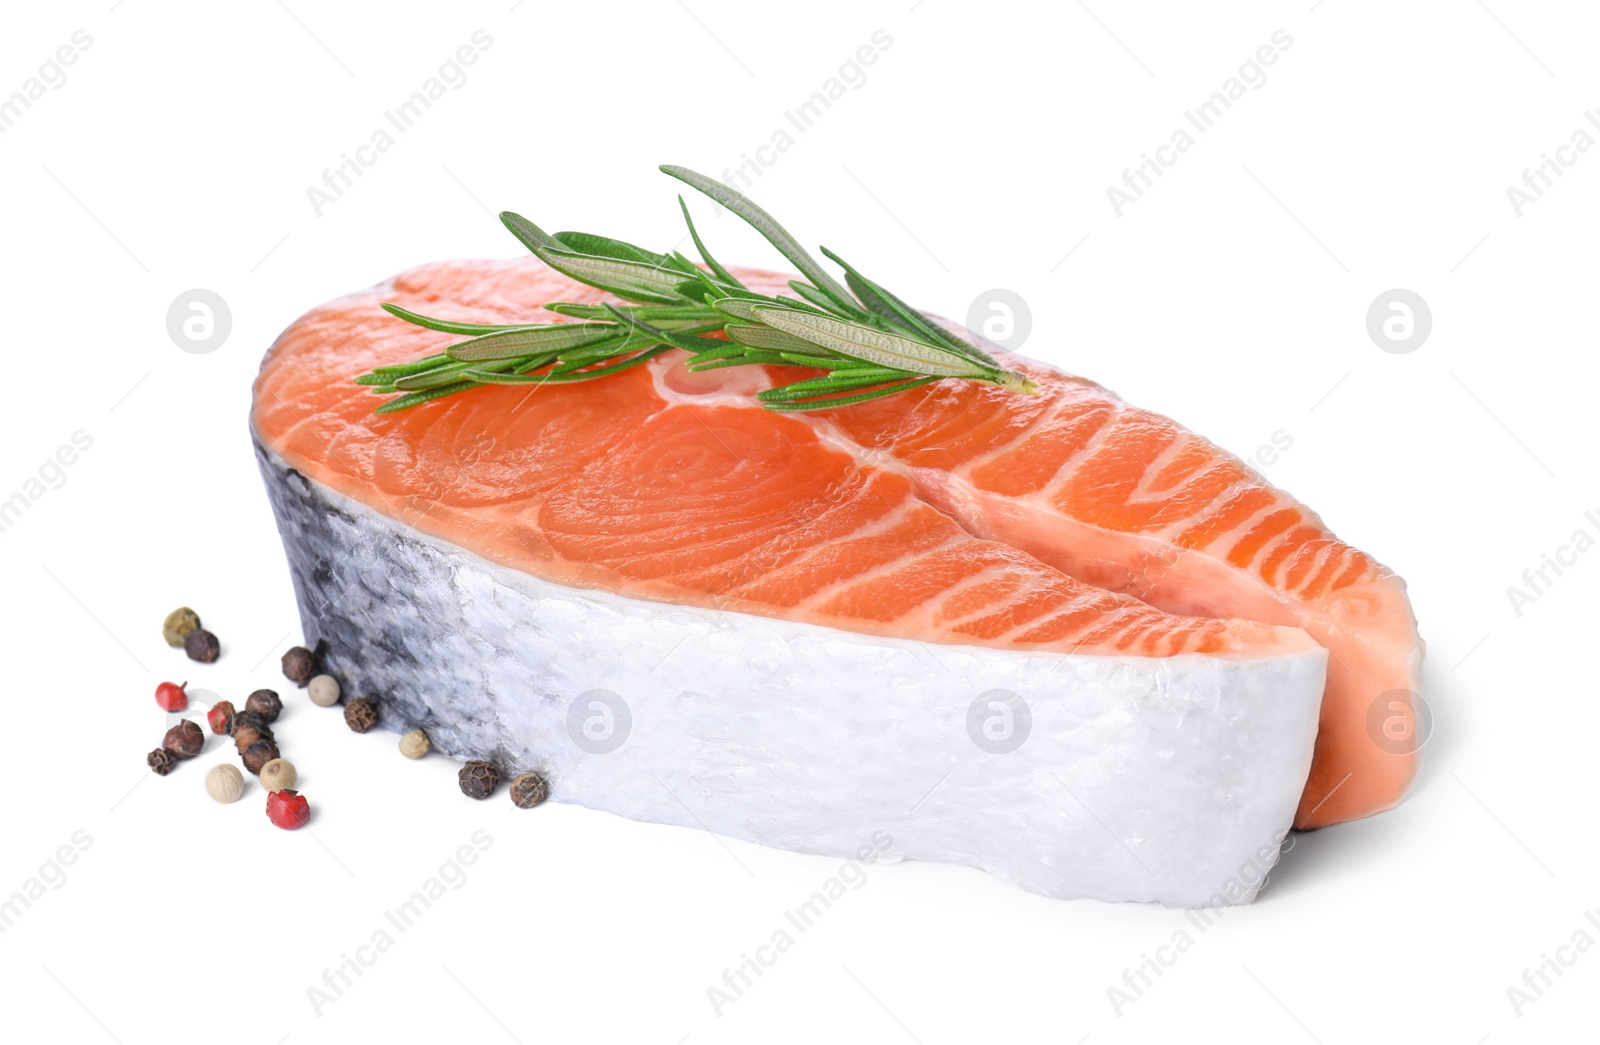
[357,165,1038,413]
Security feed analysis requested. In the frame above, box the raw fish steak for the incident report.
[253,258,1374,904]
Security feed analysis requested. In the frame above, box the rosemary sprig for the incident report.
[359,166,1038,413]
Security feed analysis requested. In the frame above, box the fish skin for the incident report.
[256,439,1325,906]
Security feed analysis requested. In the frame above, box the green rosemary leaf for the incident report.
[775,294,840,316]
[500,211,563,254]
[756,368,907,401]
[548,331,659,370]
[599,304,727,355]
[687,351,787,371]
[724,323,834,356]
[380,304,522,337]
[707,297,793,325]
[677,194,742,287]
[363,352,453,380]
[763,376,942,412]
[391,362,474,391]
[528,345,673,383]
[750,307,989,378]
[545,302,722,325]
[664,251,707,278]
[688,267,759,298]
[680,342,749,364]
[534,247,696,305]
[787,280,872,320]
[374,380,481,413]
[457,370,555,385]
[448,323,619,362]
[553,231,671,266]
[821,247,999,368]
[659,165,858,314]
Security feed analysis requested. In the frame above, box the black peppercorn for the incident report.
[230,712,275,741]
[244,689,283,724]
[344,698,379,734]
[281,646,316,687]
[509,772,549,809]
[232,723,273,758]
[163,720,205,760]
[184,628,220,664]
[147,748,175,776]
[239,738,280,776]
[458,760,500,800]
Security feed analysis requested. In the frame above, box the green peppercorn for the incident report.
[162,607,201,648]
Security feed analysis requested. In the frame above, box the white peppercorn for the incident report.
[206,764,244,803]
[259,758,297,793]
[399,729,431,759]
[308,674,340,707]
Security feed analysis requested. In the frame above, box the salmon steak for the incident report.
[253,253,1419,905]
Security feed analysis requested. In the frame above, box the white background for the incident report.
[0,1,1594,1042]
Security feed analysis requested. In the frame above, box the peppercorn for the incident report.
[509,772,549,809]
[265,788,310,830]
[344,698,378,734]
[230,712,275,741]
[163,720,205,760]
[239,738,279,776]
[184,628,220,664]
[281,646,316,687]
[399,729,430,759]
[259,758,297,793]
[147,748,175,776]
[205,764,244,803]
[244,689,283,724]
[154,680,188,713]
[162,607,201,648]
[458,760,499,800]
[207,700,235,736]
[307,675,340,708]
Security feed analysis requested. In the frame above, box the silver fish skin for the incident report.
[256,439,1324,906]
